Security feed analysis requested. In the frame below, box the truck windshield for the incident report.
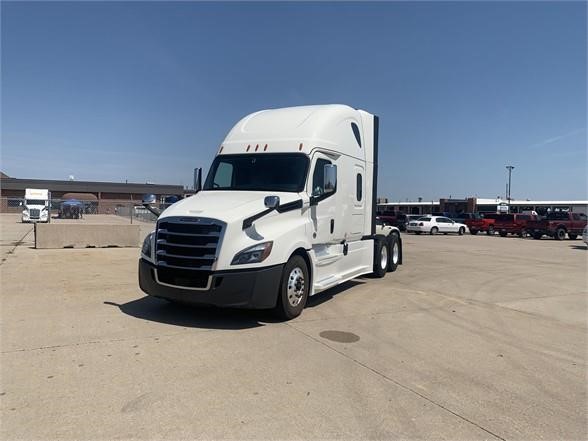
[203,153,309,192]
[26,199,46,205]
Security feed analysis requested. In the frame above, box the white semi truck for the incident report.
[22,188,51,223]
[139,105,402,319]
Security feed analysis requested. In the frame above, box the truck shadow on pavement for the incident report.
[104,297,273,330]
[105,280,365,330]
[569,244,587,250]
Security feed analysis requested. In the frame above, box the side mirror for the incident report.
[324,164,337,194]
[264,195,280,209]
[142,193,161,217]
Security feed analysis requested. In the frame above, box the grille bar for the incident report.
[155,216,224,273]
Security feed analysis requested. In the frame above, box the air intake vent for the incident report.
[155,217,225,272]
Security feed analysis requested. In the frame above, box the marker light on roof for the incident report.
[246,144,251,151]
[255,144,259,151]
[264,144,268,151]
[299,143,303,151]
[219,146,224,153]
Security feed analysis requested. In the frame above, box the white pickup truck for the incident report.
[139,105,402,319]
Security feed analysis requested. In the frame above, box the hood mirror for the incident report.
[142,193,162,217]
[264,196,280,209]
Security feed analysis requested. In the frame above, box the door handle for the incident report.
[330,219,334,234]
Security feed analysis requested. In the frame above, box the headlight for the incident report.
[231,241,273,265]
[142,232,154,259]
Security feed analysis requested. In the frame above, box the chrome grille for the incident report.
[29,209,40,218]
[155,217,224,271]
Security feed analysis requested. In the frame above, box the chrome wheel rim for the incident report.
[380,245,388,269]
[392,242,399,264]
[287,267,305,307]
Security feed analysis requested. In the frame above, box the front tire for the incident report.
[372,237,388,278]
[275,255,309,320]
[430,226,438,235]
[458,227,465,235]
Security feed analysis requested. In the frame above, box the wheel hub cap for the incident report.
[287,267,305,307]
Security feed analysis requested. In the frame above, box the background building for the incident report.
[378,197,588,216]
[0,173,195,214]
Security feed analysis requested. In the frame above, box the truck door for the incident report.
[308,153,338,245]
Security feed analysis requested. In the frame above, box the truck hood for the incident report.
[159,190,302,224]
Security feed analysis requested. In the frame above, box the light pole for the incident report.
[506,165,515,211]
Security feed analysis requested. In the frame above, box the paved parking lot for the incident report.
[1,213,586,440]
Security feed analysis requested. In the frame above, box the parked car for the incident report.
[402,214,423,231]
[526,212,588,240]
[493,213,537,237]
[463,213,499,235]
[407,216,468,235]
[376,211,408,231]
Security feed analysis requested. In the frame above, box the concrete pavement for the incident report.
[1,214,586,440]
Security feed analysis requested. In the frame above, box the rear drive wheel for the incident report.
[275,255,309,320]
[533,232,542,240]
[458,227,465,235]
[487,226,494,235]
[470,229,478,235]
[372,237,388,278]
[568,234,578,240]
[555,228,566,240]
[387,234,400,273]
[430,226,438,235]
[499,231,507,237]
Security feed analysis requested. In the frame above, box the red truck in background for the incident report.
[456,213,500,235]
[493,213,537,237]
[526,212,588,240]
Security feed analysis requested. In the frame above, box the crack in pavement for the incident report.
[287,323,507,441]
[0,226,34,265]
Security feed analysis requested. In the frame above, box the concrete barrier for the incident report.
[35,223,140,249]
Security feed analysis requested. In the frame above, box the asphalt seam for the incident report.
[287,323,507,441]
[1,330,193,354]
[0,226,34,266]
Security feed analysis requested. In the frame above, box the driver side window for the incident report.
[213,162,233,188]
[312,158,331,197]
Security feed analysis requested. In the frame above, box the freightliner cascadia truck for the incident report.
[139,105,402,319]
[22,188,51,223]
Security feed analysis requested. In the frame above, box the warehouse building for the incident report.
[378,197,588,216]
[0,172,194,214]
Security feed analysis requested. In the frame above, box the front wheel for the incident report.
[430,226,438,235]
[458,227,465,235]
[372,237,388,278]
[274,255,309,320]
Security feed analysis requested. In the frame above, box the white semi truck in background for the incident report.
[22,188,51,223]
[139,104,402,319]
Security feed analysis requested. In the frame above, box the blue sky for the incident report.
[1,1,586,200]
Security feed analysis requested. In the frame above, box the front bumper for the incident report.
[138,259,283,309]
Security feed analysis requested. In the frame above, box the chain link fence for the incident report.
[0,197,173,223]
